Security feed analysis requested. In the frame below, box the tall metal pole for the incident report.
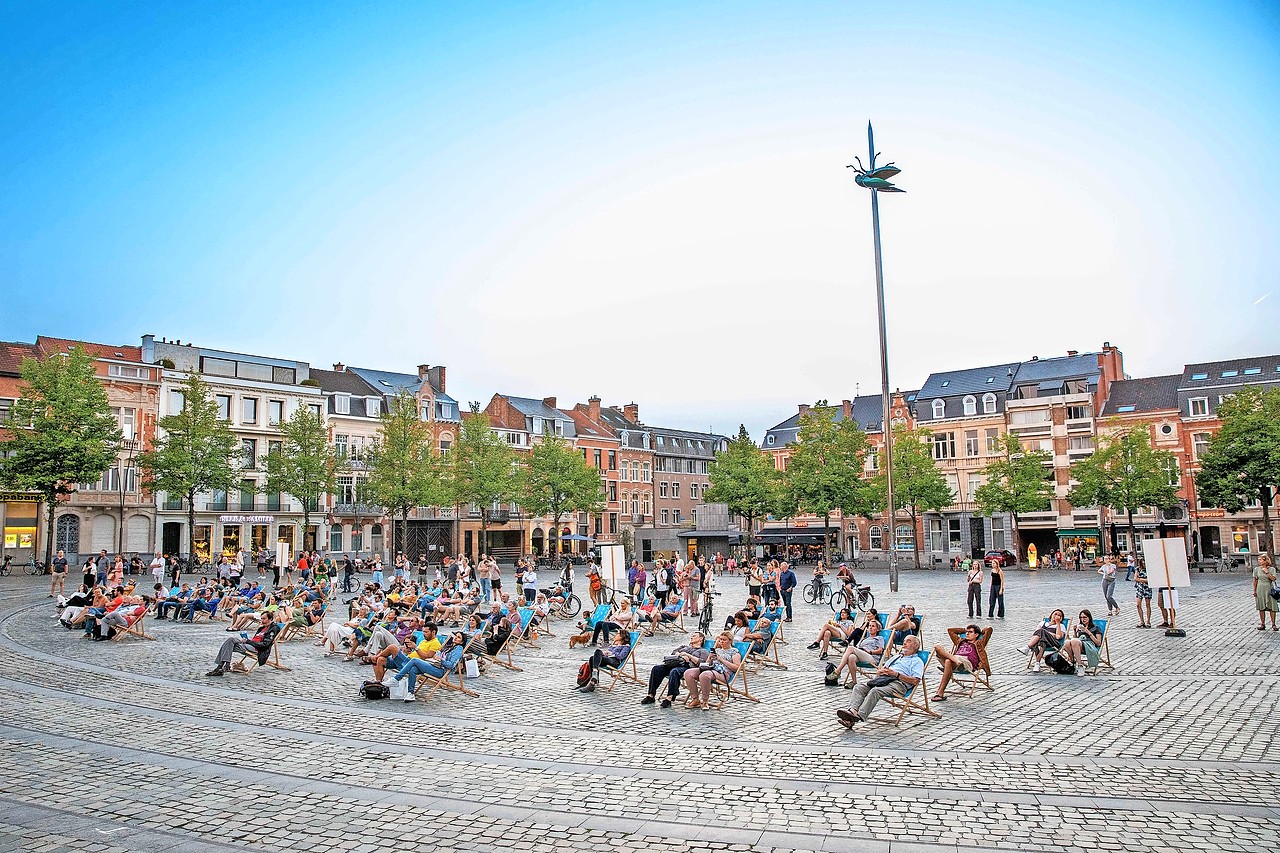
[867,122,899,593]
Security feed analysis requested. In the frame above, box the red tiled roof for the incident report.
[34,336,142,362]
[0,341,38,375]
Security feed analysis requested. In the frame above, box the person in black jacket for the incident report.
[778,562,798,622]
[207,612,281,676]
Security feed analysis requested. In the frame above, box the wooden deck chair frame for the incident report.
[111,608,155,642]
[1025,617,1071,671]
[233,637,291,673]
[601,630,644,691]
[412,657,479,700]
[708,641,759,708]
[853,629,893,676]
[941,626,994,697]
[1082,618,1113,675]
[879,650,941,726]
[508,607,542,653]
[744,619,787,673]
[479,621,523,673]
[650,598,685,634]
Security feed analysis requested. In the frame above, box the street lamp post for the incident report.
[849,121,905,592]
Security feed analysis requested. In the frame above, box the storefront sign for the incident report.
[0,491,39,502]
[1197,510,1225,518]
[218,515,275,524]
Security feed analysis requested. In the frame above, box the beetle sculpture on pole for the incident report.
[848,122,905,591]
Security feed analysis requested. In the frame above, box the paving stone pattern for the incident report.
[1,566,1278,852]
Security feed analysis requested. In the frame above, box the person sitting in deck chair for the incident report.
[206,612,281,676]
[836,635,923,728]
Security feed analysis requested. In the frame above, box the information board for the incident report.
[598,543,625,593]
[1141,537,1191,589]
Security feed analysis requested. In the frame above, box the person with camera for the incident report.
[836,635,923,728]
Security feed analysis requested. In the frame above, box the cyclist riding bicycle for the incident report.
[835,562,858,595]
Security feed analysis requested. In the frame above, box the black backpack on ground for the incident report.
[360,680,389,699]
[1043,651,1076,675]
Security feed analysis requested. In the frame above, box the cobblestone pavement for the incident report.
[1,566,1277,852]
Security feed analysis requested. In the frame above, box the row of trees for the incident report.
[0,356,604,565]
[707,392,1280,565]
[142,375,605,560]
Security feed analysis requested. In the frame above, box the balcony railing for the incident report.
[333,502,386,516]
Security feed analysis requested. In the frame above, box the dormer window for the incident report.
[366,397,380,417]
[766,435,776,446]
[532,417,544,434]
[334,394,350,415]
[553,420,564,436]
[962,395,976,416]
[932,400,945,419]
[982,393,996,414]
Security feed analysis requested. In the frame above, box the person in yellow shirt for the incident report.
[408,622,441,660]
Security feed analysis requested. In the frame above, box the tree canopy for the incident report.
[782,402,875,562]
[973,433,1054,560]
[1069,426,1180,553]
[705,425,780,552]
[364,393,447,555]
[1195,386,1280,553]
[0,346,120,565]
[871,425,953,567]
[263,406,345,553]
[450,410,519,553]
[522,432,604,554]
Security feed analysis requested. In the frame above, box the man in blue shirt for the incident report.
[777,562,798,622]
[837,635,924,727]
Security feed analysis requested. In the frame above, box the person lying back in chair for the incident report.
[836,635,923,728]
[932,624,986,700]
[206,612,281,676]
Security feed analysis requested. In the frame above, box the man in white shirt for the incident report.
[837,635,924,728]
[150,552,166,585]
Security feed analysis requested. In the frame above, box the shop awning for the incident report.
[677,530,743,543]
[755,527,835,544]
[1057,529,1100,538]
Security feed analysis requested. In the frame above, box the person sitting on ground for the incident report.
[590,598,635,645]
[640,632,709,708]
[931,624,988,700]
[887,605,921,646]
[1015,608,1067,672]
[836,635,924,728]
[826,617,888,687]
[206,611,282,676]
[681,630,742,709]
[1061,609,1103,674]
[809,608,857,660]
[580,628,633,692]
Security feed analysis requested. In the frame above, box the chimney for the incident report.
[542,396,557,410]
[623,402,639,423]
[427,365,446,392]
[587,395,601,423]
[798,404,810,418]
[842,399,853,420]
[1030,355,1039,361]
[417,364,431,381]
[141,334,155,363]
[1066,351,1077,358]
[332,362,345,372]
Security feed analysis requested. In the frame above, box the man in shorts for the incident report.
[50,549,69,597]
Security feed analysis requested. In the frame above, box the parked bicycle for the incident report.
[24,558,48,576]
[547,583,582,619]
[803,574,832,605]
[830,583,874,613]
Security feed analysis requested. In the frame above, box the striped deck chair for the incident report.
[878,650,941,726]
[707,640,758,708]
[940,626,994,697]
[110,605,154,642]
[411,649,479,700]
[744,619,787,672]
[1026,617,1070,671]
[651,598,685,635]
[1080,618,1112,675]
[601,630,644,691]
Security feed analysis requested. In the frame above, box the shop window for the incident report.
[948,518,962,550]
[222,524,242,555]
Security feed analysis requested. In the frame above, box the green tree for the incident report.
[1068,426,1181,557]
[1195,386,1280,554]
[522,432,605,557]
[450,410,519,557]
[973,433,1054,562]
[781,401,875,564]
[870,426,954,569]
[263,407,345,554]
[0,346,120,568]
[137,372,240,563]
[364,393,447,557]
[704,424,780,555]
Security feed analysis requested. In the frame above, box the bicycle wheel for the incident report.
[24,561,40,576]
[829,590,848,613]
[803,582,818,605]
[855,590,874,613]
[563,593,582,618]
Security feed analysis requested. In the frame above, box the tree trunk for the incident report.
[302,504,311,555]
[823,513,832,565]
[910,507,921,569]
[744,512,754,559]
[1011,513,1021,566]
[43,493,56,569]
[1260,486,1274,555]
[187,488,197,566]
[480,508,488,561]
[1126,508,1136,561]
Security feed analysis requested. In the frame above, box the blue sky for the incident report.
[2,1,1277,437]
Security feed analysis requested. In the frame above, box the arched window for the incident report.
[982,393,997,414]
[895,524,915,551]
[868,526,883,551]
[931,399,945,419]
[56,514,80,556]
[963,395,976,416]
